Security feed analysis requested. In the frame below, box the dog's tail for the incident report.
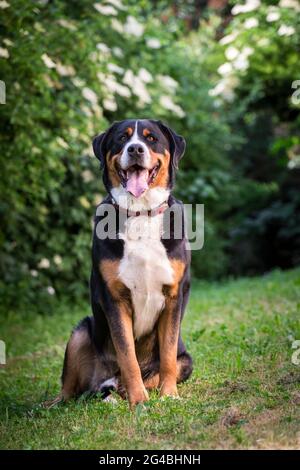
[42,394,63,409]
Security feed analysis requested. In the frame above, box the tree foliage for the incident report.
[0,0,299,311]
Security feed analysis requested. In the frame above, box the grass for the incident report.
[0,268,300,450]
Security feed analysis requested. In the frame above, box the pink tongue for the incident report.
[126,169,149,198]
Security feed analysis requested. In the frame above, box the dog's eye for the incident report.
[147,134,156,142]
[120,134,128,142]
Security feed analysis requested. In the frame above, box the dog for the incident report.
[59,119,192,407]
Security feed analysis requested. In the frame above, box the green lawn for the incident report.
[1,268,300,450]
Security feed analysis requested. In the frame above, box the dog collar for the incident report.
[112,200,169,218]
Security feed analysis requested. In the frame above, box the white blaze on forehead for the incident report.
[119,120,151,169]
[129,120,143,145]
[131,119,139,143]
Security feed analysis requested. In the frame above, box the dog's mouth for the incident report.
[118,162,161,198]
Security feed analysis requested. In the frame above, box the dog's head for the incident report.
[93,119,185,198]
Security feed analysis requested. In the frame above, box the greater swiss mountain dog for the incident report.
[59,119,192,407]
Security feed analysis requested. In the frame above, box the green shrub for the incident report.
[0,1,233,312]
[1,0,299,313]
[207,0,300,275]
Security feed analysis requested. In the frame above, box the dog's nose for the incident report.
[127,144,145,158]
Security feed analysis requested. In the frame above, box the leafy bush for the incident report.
[0,0,299,313]
[0,0,233,312]
[207,0,300,275]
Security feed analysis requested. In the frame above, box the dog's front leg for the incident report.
[108,303,149,407]
[158,297,181,398]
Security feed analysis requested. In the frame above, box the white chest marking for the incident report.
[118,214,173,340]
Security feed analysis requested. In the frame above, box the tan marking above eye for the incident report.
[143,128,151,137]
[143,129,156,142]
[126,127,133,136]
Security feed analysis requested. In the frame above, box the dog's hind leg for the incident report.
[176,334,193,384]
[43,319,94,408]
[176,351,193,383]
[144,373,160,390]
[61,317,95,400]
[62,317,120,401]
[43,318,94,407]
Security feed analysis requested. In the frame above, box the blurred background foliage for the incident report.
[0,0,299,312]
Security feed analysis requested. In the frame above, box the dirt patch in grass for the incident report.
[221,381,249,394]
[277,372,300,386]
[242,407,300,449]
[220,407,246,427]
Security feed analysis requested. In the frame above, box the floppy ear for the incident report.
[92,121,120,169]
[92,132,106,169]
[157,120,186,169]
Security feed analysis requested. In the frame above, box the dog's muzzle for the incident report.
[118,142,159,198]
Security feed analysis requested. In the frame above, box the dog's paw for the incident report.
[128,386,149,408]
[159,383,178,398]
[160,394,182,402]
[103,394,118,405]
[42,395,63,409]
